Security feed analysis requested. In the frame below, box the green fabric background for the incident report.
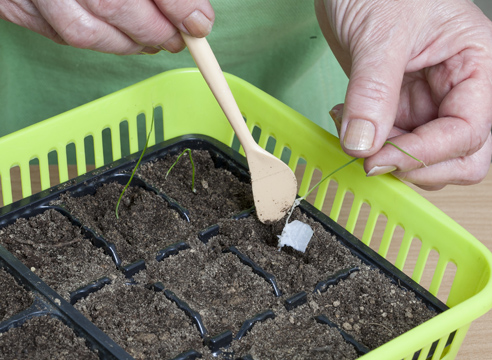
[0,0,348,137]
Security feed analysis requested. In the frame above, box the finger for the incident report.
[338,32,410,158]
[397,73,439,131]
[33,0,143,54]
[341,53,407,155]
[331,104,407,139]
[0,0,66,44]
[79,0,186,52]
[365,68,492,174]
[390,132,492,188]
[154,0,214,38]
[158,32,186,53]
[329,104,343,135]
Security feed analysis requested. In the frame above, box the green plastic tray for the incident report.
[0,68,491,359]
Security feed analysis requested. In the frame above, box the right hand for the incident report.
[0,0,215,54]
[316,0,492,190]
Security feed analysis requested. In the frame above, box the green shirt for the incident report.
[0,0,348,137]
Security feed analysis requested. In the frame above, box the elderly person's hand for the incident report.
[316,0,492,190]
[0,0,214,54]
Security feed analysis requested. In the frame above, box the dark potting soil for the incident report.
[210,212,363,297]
[137,246,279,337]
[0,148,438,359]
[227,304,359,360]
[311,268,437,349]
[135,150,254,230]
[0,316,98,359]
[74,277,207,360]
[57,184,192,267]
[0,209,118,301]
[0,268,33,322]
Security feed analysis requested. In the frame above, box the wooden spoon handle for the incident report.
[181,33,254,153]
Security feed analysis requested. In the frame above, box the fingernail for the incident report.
[343,119,375,151]
[138,47,160,55]
[183,10,213,37]
[161,32,186,53]
[329,109,342,134]
[366,165,397,177]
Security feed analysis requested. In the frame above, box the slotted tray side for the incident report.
[0,68,491,360]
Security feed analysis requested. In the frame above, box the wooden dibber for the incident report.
[182,33,297,223]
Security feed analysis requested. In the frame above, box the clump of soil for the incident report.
[0,268,33,321]
[0,210,117,300]
[0,316,98,359]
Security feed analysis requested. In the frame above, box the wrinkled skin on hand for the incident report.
[0,0,214,54]
[316,0,492,190]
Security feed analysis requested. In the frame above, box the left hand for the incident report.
[0,0,215,54]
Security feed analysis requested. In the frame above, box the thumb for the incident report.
[340,46,407,157]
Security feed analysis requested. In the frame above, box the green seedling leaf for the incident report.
[166,148,196,193]
[115,116,155,219]
[285,141,425,224]
[384,141,427,167]
[284,157,358,224]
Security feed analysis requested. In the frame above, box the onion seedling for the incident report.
[115,116,154,219]
[285,142,426,224]
[280,142,425,250]
[165,148,196,193]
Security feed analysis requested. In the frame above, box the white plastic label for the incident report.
[277,220,314,253]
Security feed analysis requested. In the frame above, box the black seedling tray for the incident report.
[0,135,450,360]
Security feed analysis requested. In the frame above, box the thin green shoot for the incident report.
[285,141,425,224]
[385,140,427,167]
[284,157,358,223]
[166,148,196,193]
[115,116,155,219]
[303,157,359,202]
